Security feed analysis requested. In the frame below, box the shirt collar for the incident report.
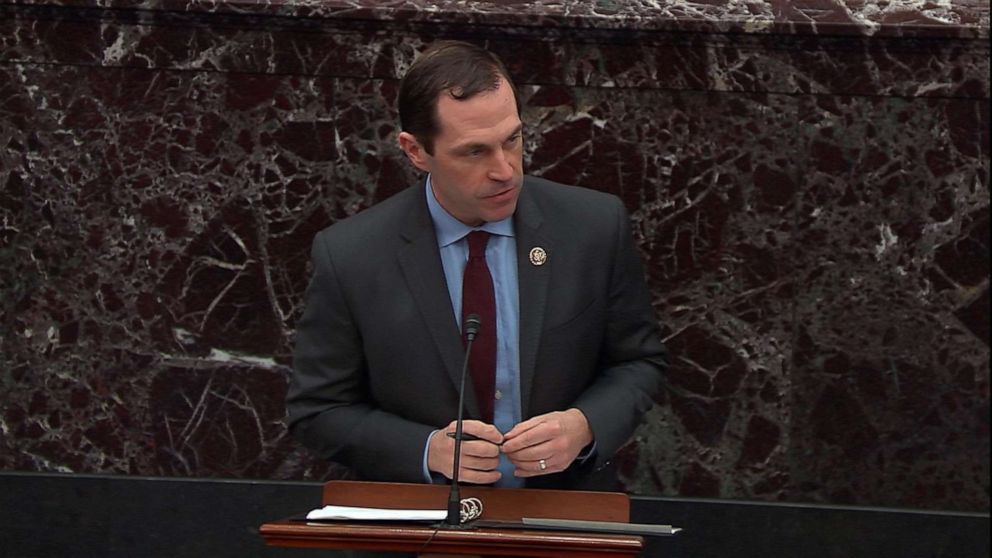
[425,175,515,248]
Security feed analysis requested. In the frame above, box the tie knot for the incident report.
[466,230,490,259]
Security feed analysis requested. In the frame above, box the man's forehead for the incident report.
[434,89,519,142]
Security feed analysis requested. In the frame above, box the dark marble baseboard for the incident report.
[1,472,326,558]
[1,472,987,558]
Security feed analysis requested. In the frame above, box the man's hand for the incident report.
[501,408,594,477]
[427,420,503,484]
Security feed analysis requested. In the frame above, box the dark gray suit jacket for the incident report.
[287,175,667,489]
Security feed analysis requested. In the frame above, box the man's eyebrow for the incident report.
[454,140,488,153]
[505,124,524,140]
[453,125,524,153]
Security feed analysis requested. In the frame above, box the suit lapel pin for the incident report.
[529,247,547,266]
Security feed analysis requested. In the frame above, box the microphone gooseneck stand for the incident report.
[443,313,482,528]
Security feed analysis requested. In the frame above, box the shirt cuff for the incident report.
[423,429,452,484]
[576,440,598,464]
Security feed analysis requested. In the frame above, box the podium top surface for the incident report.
[260,518,643,558]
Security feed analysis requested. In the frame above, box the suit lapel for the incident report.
[514,184,552,419]
[395,187,477,415]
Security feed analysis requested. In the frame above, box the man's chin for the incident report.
[478,205,514,224]
[487,193,520,220]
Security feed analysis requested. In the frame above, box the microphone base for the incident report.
[432,520,479,531]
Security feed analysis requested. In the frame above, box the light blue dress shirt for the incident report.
[422,177,524,488]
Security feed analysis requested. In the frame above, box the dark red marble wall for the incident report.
[1,1,988,511]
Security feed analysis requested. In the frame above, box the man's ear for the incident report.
[398,132,430,172]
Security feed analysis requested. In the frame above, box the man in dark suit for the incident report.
[286,41,667,490]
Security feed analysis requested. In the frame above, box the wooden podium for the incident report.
[260,480,644,557]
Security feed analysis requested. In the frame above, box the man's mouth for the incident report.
[485,186,517,200]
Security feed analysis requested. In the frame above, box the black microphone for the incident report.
[445,313,481,527]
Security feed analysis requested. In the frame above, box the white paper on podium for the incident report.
[306,505,447,522]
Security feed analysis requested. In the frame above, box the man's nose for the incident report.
[488,149,515,181]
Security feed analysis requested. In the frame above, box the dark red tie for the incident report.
[462,231,496,423]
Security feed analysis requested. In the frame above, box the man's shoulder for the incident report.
[522,175,625,220]
[316,184,423,244]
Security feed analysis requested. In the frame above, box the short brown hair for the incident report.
[398,41,520,155]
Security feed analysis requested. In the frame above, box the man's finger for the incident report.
[448,420,504,445]
[459,469,502,484]
[502,423,552,453]
[502,416,542,440]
